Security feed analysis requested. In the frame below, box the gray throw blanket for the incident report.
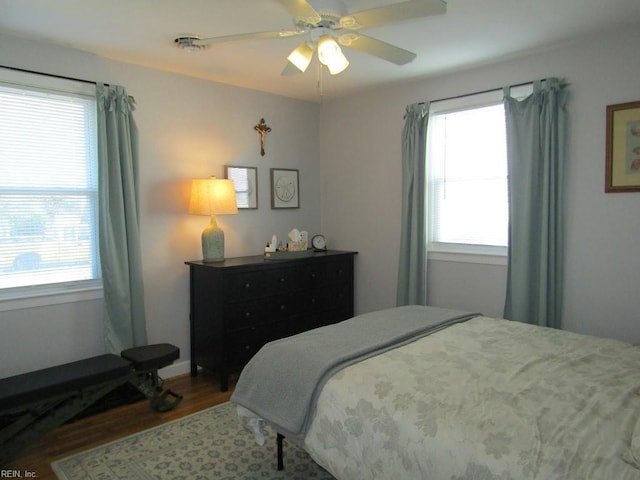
[231,305,479,442]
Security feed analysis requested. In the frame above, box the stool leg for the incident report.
[277,433,284,470]
[220,371,229,392]
[129,370,182,412]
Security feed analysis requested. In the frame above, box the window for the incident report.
[427,92,508,257]
[0,69,100,298]
[426,86,533,259]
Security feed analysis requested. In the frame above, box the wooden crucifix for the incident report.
[254,118,271,156]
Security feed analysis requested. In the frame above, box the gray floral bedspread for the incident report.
[303,316,640,479]
[232,305,477,443]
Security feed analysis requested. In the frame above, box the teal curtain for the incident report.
[503,78,568,328]
[96,84,148,353]
[396,103,429,306]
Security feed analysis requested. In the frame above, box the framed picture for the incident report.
[270,168,299,209]
[605,101,640,192]
[224,165,258,209]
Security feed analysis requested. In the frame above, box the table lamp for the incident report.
[189,176,238,262]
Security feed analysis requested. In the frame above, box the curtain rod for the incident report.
[419,79,545,106]
[0,65,109,87]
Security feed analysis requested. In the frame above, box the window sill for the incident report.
[0,281,103,312]
[428,247,507,266]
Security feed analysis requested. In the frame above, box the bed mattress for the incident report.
[303,316,640,479]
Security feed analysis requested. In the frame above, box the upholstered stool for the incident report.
[121,343,179,371]
[121,343,182,412]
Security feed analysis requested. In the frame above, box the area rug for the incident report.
[52,402,334,480]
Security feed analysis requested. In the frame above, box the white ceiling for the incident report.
[2,0,640,103]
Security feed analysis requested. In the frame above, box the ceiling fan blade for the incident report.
[340,0,446,30]
[194,30,303,46]
[276,0,321,24]
[341,33,416,65]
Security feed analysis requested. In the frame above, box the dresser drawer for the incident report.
[225,270,268,301]
[263,266,298,295]
[223,298,267,331]
[226,329,262,367]
[226,320,292,366]
[224,293,302,332]
[301,284,352,312]
[226,266,298,301]
[301,259,353,289]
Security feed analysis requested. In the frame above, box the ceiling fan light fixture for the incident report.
[317,35,349,74]
[325,51,349,75]
[287,43,314,72]
[317,35,340,63]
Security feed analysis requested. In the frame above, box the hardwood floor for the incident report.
[5,370,236,479]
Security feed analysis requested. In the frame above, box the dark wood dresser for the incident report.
[185,250,357,391]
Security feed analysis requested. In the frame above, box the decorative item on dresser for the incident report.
[185,250,357,391]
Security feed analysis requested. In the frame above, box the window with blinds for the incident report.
[0,71,100,293]
[426,90,509,255]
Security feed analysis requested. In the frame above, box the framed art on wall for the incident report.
[225,165,258,209]
[605,100,640,192]
[270,168,299,209]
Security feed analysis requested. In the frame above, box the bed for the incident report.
[231,305,640,479]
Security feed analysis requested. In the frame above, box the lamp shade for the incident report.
[189,176,237,263]
[317,36,349,75]
[287,42,314,73]
[189,177,238,216]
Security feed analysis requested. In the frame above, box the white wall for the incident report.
[0,34,320,377]
[2,24,639,378]
[320,26,640,343]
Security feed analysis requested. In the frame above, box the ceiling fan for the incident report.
[174,0,446,76]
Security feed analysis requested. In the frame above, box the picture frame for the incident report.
[605,100,640,192]
[224,165,258,209]
[270,168,299,209]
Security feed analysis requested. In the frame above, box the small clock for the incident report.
[311,234,327,251]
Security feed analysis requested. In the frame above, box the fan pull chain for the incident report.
[317,61,324,99]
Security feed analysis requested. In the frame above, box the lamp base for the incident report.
[202,215,225,263]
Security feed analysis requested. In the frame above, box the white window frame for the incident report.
[0,68,103,311]
[426,85,532,265]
